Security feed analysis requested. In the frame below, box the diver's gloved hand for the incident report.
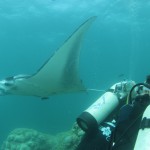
[109,80,136,101]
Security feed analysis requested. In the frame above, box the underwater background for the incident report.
[0,0,150,146]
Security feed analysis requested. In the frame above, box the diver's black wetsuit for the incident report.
[76,121,115,150]
[76,131,109,150]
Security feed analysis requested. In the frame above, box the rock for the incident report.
[1,123,84,150]
[1,128,52,150]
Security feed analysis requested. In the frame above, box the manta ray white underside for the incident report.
[0,16,96,98]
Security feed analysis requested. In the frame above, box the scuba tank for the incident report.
[76,80,135,133]
[76,80,135,150]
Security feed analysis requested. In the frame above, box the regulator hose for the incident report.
[128,83,150,104]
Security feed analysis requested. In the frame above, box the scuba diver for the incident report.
[76,75,150,150]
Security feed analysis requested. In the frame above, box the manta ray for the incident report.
[0,16,96,99]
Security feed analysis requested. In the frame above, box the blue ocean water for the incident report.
[0,0,150,145]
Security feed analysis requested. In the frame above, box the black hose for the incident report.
[128,83,150,104]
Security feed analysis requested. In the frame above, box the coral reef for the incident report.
[54,123,84,150]
[1,128,53,150]
[1,123,84,150]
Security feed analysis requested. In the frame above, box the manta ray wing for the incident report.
[0,16,96,98]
